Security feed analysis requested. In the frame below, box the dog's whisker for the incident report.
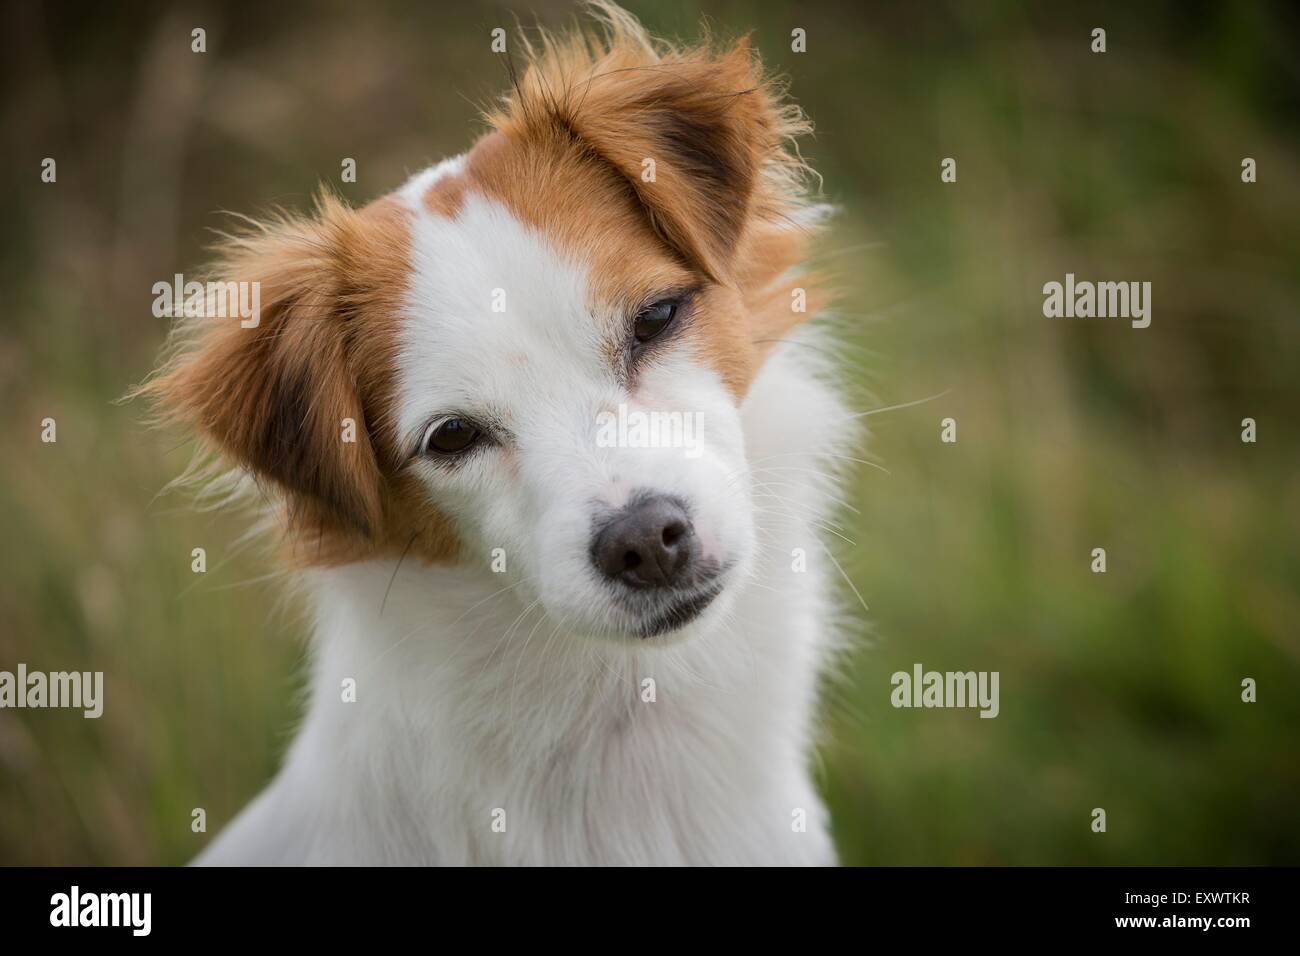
[837,388,952,422]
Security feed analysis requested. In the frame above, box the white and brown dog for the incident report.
[143,2,852,865]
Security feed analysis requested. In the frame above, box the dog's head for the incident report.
[142,3,827,644]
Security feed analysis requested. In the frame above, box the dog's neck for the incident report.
[302,553,816,766]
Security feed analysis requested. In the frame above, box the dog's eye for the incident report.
[633,298,679,344]
[422,418,481,456]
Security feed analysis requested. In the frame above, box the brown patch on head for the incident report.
[423,171,467,220]
[464,129,690,317]
[464,1,827,398]
[137,191,462,568]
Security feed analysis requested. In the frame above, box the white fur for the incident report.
[194,162,852,866]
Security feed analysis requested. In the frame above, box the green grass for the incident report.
[1,0,1297,864]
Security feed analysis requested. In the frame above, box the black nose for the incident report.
[592,494,696,588]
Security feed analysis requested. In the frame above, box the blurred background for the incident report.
[1,0,1297,865]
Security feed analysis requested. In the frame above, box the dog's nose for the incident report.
[592,494,696,588]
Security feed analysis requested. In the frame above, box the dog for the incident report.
[141,1,854,865]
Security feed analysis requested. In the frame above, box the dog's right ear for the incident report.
[138,199,386,537]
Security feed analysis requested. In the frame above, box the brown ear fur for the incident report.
[488,3,817,286]
[737,219,835,355]
[138,195,389,538]
[546,41,771,282]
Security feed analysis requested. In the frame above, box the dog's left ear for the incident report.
[555,38,782,283]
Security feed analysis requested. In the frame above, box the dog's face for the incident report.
[396,167,757,641]
[144,20,822,644]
